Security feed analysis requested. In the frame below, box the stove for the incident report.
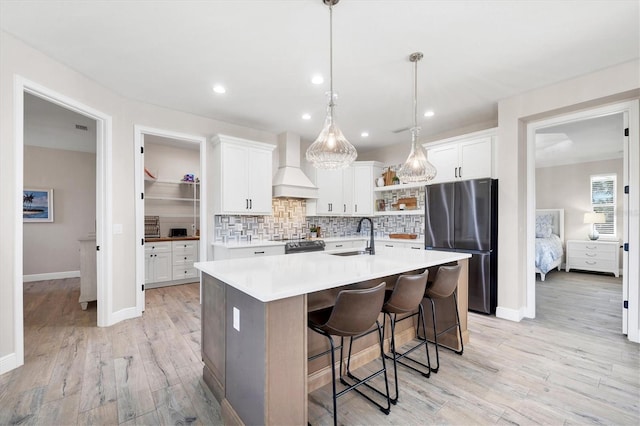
[284,240,326,254]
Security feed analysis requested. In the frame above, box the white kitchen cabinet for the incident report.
[211,135,275,215]
[426,132,494,184]
[212,243,285,260]
[380,240,424,250]
[171,240,199,281]
[313,168,346,215]
[145,242,172,284]
[308,161,382,217]
[352,162,384,216]
[324,240,359,251]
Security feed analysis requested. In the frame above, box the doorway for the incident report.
[12,77,113,370]
[23,92,97,309]
[134,126,207,313]
[526,100,639,342]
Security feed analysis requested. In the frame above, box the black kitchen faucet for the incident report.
[356,217,375,255]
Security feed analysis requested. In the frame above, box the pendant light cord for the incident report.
[329,1,335,115]
[413,55,418,135]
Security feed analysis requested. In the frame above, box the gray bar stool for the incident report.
[308,282,391,426]
[423,264,464,373]
[381,270,431,403]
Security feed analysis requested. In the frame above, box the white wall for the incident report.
[536,159,624,242]
[0,30,277,364]
[23,146,96,276]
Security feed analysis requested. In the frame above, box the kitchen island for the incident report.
[195,247,470,426]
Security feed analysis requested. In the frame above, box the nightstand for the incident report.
[565,240,619,277]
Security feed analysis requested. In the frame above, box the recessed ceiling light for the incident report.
[302,113,311,120]
[311,75,324,85]
[361,132,369,137]
[213,84,226,94]
[424,110,435,117]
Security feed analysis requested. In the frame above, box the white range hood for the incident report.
[272,132,318,199]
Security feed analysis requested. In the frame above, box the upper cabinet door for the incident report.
[352,164,382,216]
[458,137,492,181]
[221,143,250,213]
[428,144,458,184]
[315,168,344,215]
[247,147,274,215]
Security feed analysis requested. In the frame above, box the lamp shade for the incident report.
[584,212,606,224]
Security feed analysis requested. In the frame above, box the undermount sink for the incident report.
[327,250,368,257]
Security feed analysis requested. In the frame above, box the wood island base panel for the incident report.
[196,247,470,425]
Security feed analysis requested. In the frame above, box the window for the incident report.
[591,174,616,237]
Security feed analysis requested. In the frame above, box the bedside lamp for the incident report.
[584,212,606,240]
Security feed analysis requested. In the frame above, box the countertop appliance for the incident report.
[284,240,325,254]
[425,178,498,314]
[169,228,188,237]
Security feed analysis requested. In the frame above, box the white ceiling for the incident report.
[4,0,638,156]
[535,113,624,168]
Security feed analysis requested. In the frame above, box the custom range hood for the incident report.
[272,132,318,198]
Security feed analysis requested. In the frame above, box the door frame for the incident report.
[525,99,639,343]
[13,76,113,367]
[134,125,207,313]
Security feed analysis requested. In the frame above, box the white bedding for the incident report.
[535,234,563,274]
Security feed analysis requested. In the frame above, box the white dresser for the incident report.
[565,240,620,277]
[78,235,97,310]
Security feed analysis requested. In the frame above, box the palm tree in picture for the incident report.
[23,192,34,211]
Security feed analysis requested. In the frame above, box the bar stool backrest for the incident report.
[384,270,429,314]
[324,282,386,337]
[426,265,461,299]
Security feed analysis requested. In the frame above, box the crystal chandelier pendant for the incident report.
[306,100,357,170]
[398,128,437,183]
[397,51,437,183]
[306,0,357,170]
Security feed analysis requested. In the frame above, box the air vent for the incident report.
[75,124,88,131]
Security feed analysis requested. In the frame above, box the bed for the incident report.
[535,209,565,281]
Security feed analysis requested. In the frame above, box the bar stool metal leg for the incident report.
[426,290,464,374]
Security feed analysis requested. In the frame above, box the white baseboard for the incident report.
[23,270,80,282]
[496,306,525,322]
[108,306,140,326]
[0,352,20,375]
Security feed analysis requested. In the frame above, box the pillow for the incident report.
[535,214,553,238]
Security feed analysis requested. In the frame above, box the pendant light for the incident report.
[306,0,357,170]
[397,52,437,183]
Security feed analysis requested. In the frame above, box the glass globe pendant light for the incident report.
[306,0,357,170]
[397,52,437,183]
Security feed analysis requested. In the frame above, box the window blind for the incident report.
[591,175,616,236]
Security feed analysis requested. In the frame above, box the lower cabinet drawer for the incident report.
[173,254,196,266]
[228,246,285,258]
[172,266,199,280]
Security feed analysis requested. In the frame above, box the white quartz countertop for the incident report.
[195,247,470,302]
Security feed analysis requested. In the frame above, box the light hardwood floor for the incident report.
[1,272,638,425]
[0,279,223,425]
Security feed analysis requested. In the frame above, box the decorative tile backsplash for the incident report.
[214,197,425,241]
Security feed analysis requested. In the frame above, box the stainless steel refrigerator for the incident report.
[424,178,498,314]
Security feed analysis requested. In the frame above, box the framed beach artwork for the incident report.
[23,189,54,222]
